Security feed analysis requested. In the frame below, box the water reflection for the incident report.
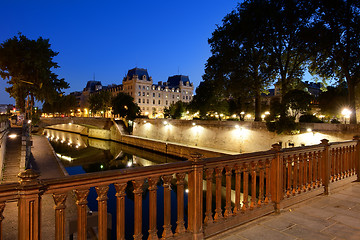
[43,129,184,174]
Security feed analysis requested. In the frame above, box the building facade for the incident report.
[74,68,194,118]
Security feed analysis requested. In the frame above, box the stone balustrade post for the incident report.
[188,153,204,240]
[353,136,360,182]
[17,169,42,240]
[321,139,331,195]
[270,143,283,213]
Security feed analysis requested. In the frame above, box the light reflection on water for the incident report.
[43,129,183,174]
[43,129,187,239]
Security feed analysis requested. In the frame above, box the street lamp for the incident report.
[341,108,351,124]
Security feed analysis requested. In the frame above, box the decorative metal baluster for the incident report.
[162,175,173,239]
[147,177,158,240]
[175,173,186,235]
[250,162,257,210]
[52,193,67,240]
[75,189,89,240]
[204,168,214,224]
[242,163,249,212]
[114,183,127,240]
[234,165,242,214]
[224,166,233,218]
[258,161,264,207]
[133,179,144,240]
[214,167,223,221]
[96,185,109,240]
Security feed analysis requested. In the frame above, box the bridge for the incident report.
[0,127,358,239]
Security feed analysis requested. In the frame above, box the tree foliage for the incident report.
[89,91,111,116]
[42,94,77,115]
[112,92,140,121]
[164,101,187,119]
[283,89,313,118]
[0,33,69,114]
[318,83,348,118]
[308,0,360,123]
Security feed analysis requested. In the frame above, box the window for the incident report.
[142,107,145,110]
[143,86,145,89]
[143,92,145,96]
[158,93,161,97]
[147,99,149,104]
[158,100,161,104]
[138,98,141,103]
[166,100,168,105]
[147,92,149,96]
[153,100,155,104]
[165,95,168,98]
[183,96,185,100]
[138,92,141,96]
[172,95,174,99]
[186,96,188,100]
[177,96,179,99]
[153,93,155,97]
[139,85,141,89]
[146,86,149,90]
[143,99,145,103]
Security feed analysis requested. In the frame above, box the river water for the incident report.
[43,129,187,239]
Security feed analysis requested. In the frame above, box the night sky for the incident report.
[0,0,238,105]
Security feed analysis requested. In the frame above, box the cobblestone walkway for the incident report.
[208,182,360,240]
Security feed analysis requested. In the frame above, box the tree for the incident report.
[318,83,348,118]
[42,94,77,115]
[89,91,111,116]
[283,89,313,118]
[112,92,140,121]
[308,0,360,124]
[164,101,187,119]
[0,33,69,118]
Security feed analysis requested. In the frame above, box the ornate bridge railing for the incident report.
[0,138,359,240]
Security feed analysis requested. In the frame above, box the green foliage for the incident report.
[266,116,299,135]
[299,114,323,123]
[164,101,187,119]
[112,92,140,121]
[42,94,77,115]
[308,1,360,123]
[318,83,348,118]
[283,89,313,118]
[89,91,111,116]
[331,119,340,124]
[0,33,69,113]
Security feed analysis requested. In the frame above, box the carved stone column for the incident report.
[132,179,144,240]
[162,175,173,239]
[114,183,127,240]
[147,177,158,240]
[52,193,67,240]
[96,185,109,240]
[175,173,186,235]
[75,189,89,240]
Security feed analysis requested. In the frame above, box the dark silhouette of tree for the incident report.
[283,89,313,118]
[89,91,111,116]
[42,94,77,115]
[164,101,187,119]
[308,0,360,124]
[0,33,69,118]
[112,92,140,121]
[318,83,348,118]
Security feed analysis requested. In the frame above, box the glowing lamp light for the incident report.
[246,114,252,119]
[163,121,168,125]
[307,128,312,132]
[185,189,189,193]
[235,125,240,129]
[240,111,245,115]
[100,165,104,169]
[192,122,196,126]
[265,111,270,115]
[143,120,147,123]
[341,108,351,117]
[261,114,266,119]
[8,134,18,139]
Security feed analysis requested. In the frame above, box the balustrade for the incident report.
[0,138,359,239]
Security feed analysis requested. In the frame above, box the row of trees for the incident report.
[194,0,360,124]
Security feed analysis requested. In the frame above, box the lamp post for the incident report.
[341,108,351,124]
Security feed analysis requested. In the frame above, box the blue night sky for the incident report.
[0,0,238,105]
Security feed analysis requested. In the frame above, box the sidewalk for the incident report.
[208,182,360,240]
[2,131,76,239]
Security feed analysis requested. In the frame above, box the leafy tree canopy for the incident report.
[0,33,69,113]
[42,94,77,115]
[164,101,188,119]
[112,92,140,121]
[89,91,111,116]
[283,89,313,118]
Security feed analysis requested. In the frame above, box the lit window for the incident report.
[146,86,149,90]
[143,92,145,96]
[138,92,141,96]
[147,92,149,96]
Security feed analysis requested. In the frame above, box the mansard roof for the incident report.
[127,67,150,80]
[84,81,102,92]
[167,75,191,87]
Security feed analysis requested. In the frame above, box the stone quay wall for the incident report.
[133,119,360,153]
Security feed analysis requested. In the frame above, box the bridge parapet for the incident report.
[0,138,358,239]
[39,117,113,129]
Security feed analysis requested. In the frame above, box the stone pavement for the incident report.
[208,182,360,240]
[1,127,22,183]
[1,130,77,239]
